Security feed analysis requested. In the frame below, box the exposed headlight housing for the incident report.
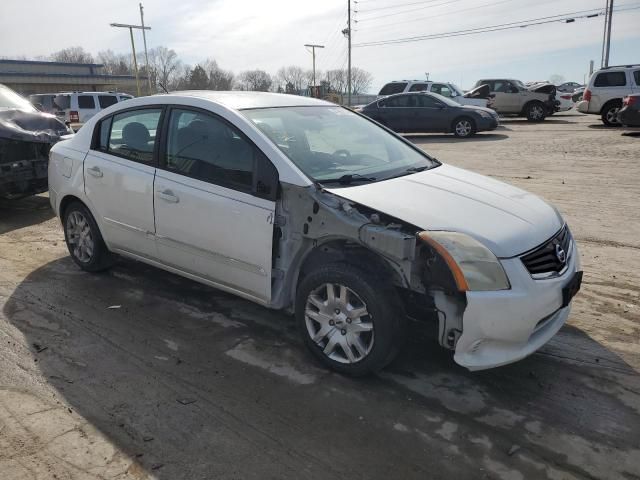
[418,231,510,292]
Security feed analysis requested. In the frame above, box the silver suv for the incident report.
[576,65,640,126]
[473,79,558,121]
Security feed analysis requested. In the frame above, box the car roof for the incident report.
[164,90,331,109]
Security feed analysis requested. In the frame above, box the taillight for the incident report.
[69,111,79,123]
[583,89,591,102]
[623,96,637,106]
[560,94,572,100]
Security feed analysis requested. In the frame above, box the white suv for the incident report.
[53,91,134,130]
[577,65,640,126]
[378,80,489,107]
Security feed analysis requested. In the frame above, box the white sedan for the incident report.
[48,91,582,375]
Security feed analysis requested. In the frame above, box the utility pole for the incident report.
[304,44,324,96]
[603,0,614,67]
[110,22,151,97]
[139,3,153,94]
[347,0,352,106]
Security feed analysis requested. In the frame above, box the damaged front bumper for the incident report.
[0,140,50,199]
[453,239,581,370]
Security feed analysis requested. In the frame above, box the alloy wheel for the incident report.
[66,211,94,263]
[530,105,544,120]
[606,107,620,125]
[455,120,472,137]
[304,283,374,364]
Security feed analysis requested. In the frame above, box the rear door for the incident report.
[377,95,412,131]
[592,71,628,110]
[84,107,163,259]
[153,107,277,303]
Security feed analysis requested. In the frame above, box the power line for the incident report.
[356,0,451,14]
[355,0,463,22]
[353,5,640,47]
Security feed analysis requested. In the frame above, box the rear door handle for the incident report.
[87,166,103,178]
[157,189,179,203]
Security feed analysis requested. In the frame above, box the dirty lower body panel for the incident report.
[0,139,50,199]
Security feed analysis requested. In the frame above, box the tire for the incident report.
[63,201,113,272]
[525,102,546,122]
[601,102,622,127]
[295,263,405,376]
[452,117,476,138]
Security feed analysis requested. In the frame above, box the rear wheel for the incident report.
[295,263,405,376]
[601,102,622,127]
[525,102,546,122]
[63,201,113,272]
[452,117,476,138]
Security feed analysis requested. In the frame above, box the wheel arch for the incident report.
[521,99,545,116]
[599,98,622,115]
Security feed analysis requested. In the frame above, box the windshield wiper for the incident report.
[404,165,430,173]
[319,173,377,185]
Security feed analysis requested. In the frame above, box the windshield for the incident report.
[431,93,462,107]
[512,80,526,89]
[0,85,37,111]
[242,106,438,184]
[449,84,464,97]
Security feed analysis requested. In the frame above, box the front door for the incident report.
[413,94,448,131]
[153,107,276,303]
[84,107,163,259]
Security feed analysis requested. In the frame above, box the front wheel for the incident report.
[601,103,622,127]
[452,117,476,138]
[295,263,405,376]
[525,102,546,122]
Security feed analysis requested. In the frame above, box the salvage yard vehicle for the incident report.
[378,80,490,107]
[617,94,640,127]
[577,65,640,126]
[0,84,70,199]
[53,91,134,130]
[360,92,499,138]
[48,91,582,375]
[473,78,559,121]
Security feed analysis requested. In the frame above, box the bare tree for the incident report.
[97,50,131,75]
[50,47,94,64]
[351,67,373,95]
[202,59,234,90]
[276,66,308,94]
[237,70,272,91]
[325,69,347,94]
[549,74,565,85]
[148,46,181,91]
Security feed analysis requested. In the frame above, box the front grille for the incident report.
[521,226,572,277]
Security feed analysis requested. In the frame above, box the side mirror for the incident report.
[253,151,279,201]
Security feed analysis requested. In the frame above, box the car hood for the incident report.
[0,108,69,143]
[460,105,497,116]
[525,82,556,95]
[326,164,562,258]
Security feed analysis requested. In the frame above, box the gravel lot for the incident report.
[1,112,639,480]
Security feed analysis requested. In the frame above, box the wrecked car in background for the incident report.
[48,91,582,376]
[1,84,70,199]
[473,78,559,121]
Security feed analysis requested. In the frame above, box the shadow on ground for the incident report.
[406,133,509,144]
[0,195,54,235]
[4,253,640,479]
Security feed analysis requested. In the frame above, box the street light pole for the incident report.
[304,44,324,96]
[603,0,614,67]
[139,3,153,94]
[110,22,151,97]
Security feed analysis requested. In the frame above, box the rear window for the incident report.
[594,71,627,87]
[379,83,407,96]
[53,94,71,110]
[98,95,118,108]
[78,95,96,109]
[408,83,429,92]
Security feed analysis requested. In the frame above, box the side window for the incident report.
[383,96,411,107]
[93,117,112,152]
[416,95,441,107]
[379,83,407,95]
[165,108,255,192]
[431,84,453,97]
[78,95,96,109]
[409,83,428,92]
[594,72,627,87]
[108,109,162,163]
[98,95,118,108]
[634,70,640,86]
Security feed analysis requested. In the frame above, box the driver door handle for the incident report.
[87,166,103,178]
[157,189,179,203]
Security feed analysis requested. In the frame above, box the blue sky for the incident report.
[1,0,638,92]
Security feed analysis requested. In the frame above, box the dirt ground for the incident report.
[1,112,639,480]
